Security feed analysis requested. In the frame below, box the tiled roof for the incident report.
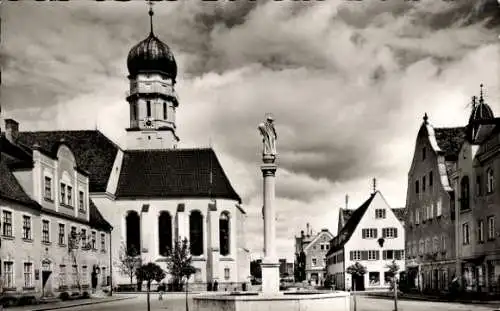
[0,134,33,166]
[89,199,112,232]
[327,193,377,256]
[0,159,41,209]
[17,131,119,192]
[434,127,467,161]
[115,148,242,203]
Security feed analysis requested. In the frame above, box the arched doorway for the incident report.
[41,258,53,297]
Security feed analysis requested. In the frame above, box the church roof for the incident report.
[17,130,120,192]
[115,148,242,203]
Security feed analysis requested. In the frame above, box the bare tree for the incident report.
[67,230,93,292]
[116,242,141,285]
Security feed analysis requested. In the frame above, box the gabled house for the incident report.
[326,191,405,291]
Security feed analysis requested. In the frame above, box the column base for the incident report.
[261,262,280,294]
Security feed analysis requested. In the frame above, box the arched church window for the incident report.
[146,100,151,117]
[219,212,230,256]
[126,211,141,256]
[189,210,203,256]
[158,211,172,256]
[460,176,470,211]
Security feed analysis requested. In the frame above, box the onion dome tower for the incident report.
[468,84,495,143]
[125,3,179,150]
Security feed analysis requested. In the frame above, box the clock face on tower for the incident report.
[143,118,155,128]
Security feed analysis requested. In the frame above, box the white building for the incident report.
[2,8,251,291]
[326,191,406,291]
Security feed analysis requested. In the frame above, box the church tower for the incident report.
[125,4,179,150]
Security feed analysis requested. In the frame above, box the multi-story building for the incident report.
[404,111,467,292]
[278,259,294,279]
[451,88,500,293]
[326,190,406,291]
[0,125,112,299]
[294,225,334,286]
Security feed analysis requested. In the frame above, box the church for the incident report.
[0,7,250,291]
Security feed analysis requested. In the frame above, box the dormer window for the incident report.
[60,183,66,204]
[67,186,73,206]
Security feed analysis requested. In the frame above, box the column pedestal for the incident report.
[261,262,281,294]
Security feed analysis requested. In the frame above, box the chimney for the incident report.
[300,230,305,239]
[306,223,310,237]
[5,119,19,143]
[345,194,349,210]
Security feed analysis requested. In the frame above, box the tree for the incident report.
[67,230,93,293]
[346,262,367,311]
[385,260,400,311]
[250,260,262,279]
[136,262,166,311]
[165,238,197,311]
[116,242,141,285]
[294,251,306,282]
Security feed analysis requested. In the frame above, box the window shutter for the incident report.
[374,229,378,239]
[361,251,368,260]
[394,228,398,238]
[383,250,387,260]
[350,251,353,261]
[362,230,366,239]
[375,250,380,260]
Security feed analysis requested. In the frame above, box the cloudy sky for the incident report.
[2,0,499,261]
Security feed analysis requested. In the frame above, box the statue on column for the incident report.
[258,115,278,159]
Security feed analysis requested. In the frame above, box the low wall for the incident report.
[193,291,350,311]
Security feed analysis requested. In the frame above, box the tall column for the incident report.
[258,115,280,295]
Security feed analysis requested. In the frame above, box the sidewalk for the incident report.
[362,291,500,305]
[4,295,135,311]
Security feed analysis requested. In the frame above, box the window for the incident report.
[460,176,470,210]
[158,211,172,256]
[478,220,484,242]
[224,268,230,280]
[488,216,495,240]
[219,211,230,256]
[70,226,77,239]
[369,272,380,286]
[91,231,96,249]
[312,258,317,266]
[422,147,426,160]
[101,233,106,252]
[146,100,151,117]
[383,250,394,260]
[189,210,204,256]
[2,210,13,237]
[60,182,66,204]
[487,169,495,194]
[126,211,140,256]
[42,220,50,243]
[382,228,398,238]
[415,180,420,194]
[163,102,167,119]
[72,265,78,286]
[423,176,426,192]
[415,208,420,224]
[441,235,446,251]
[78,191,85,212]
[321,244,324,250]
[432,236,439,253]
[429,171,433,187]
[81,229,87,248]
[476,175,482,196]
[59,224,66,245]
[44,176,52,199]
[368,250,379,260]
[425,238,430,253]
[362,228,377,239]
[23,262,33,288]
[436,199,442,217]
[350,251,361,261]
[419,240,424,254]
[67,186,73,206]
[4,261,14,288]
[375,209,386,219]
[23,215,32,240]
[59,265,67,287]
[82,266,88,285]
[463,223,470,245]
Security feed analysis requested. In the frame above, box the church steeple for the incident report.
[125,2,179,150]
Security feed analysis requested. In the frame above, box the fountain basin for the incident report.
[193,291,350,311]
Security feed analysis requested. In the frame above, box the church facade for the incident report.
[1,8,250,291]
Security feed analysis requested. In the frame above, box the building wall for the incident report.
[404,126,456,291]
[92,196,250,287]
[302,231,333,284]
[343,193,406,290]
[0,199,110,298]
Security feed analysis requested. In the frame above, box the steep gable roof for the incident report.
[391,207,406,223]
[327,192,377,256]
[16,130,119,192]
[303,229,334,253]
[89,199,112,232]
[0,159,41,209]
[115,148,242,203]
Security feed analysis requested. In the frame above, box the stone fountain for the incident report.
[193,115,350,311]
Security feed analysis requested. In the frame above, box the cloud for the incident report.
[2,0,499,260]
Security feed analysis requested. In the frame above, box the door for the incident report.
[351,274,365,291]
[41,260,53,297]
